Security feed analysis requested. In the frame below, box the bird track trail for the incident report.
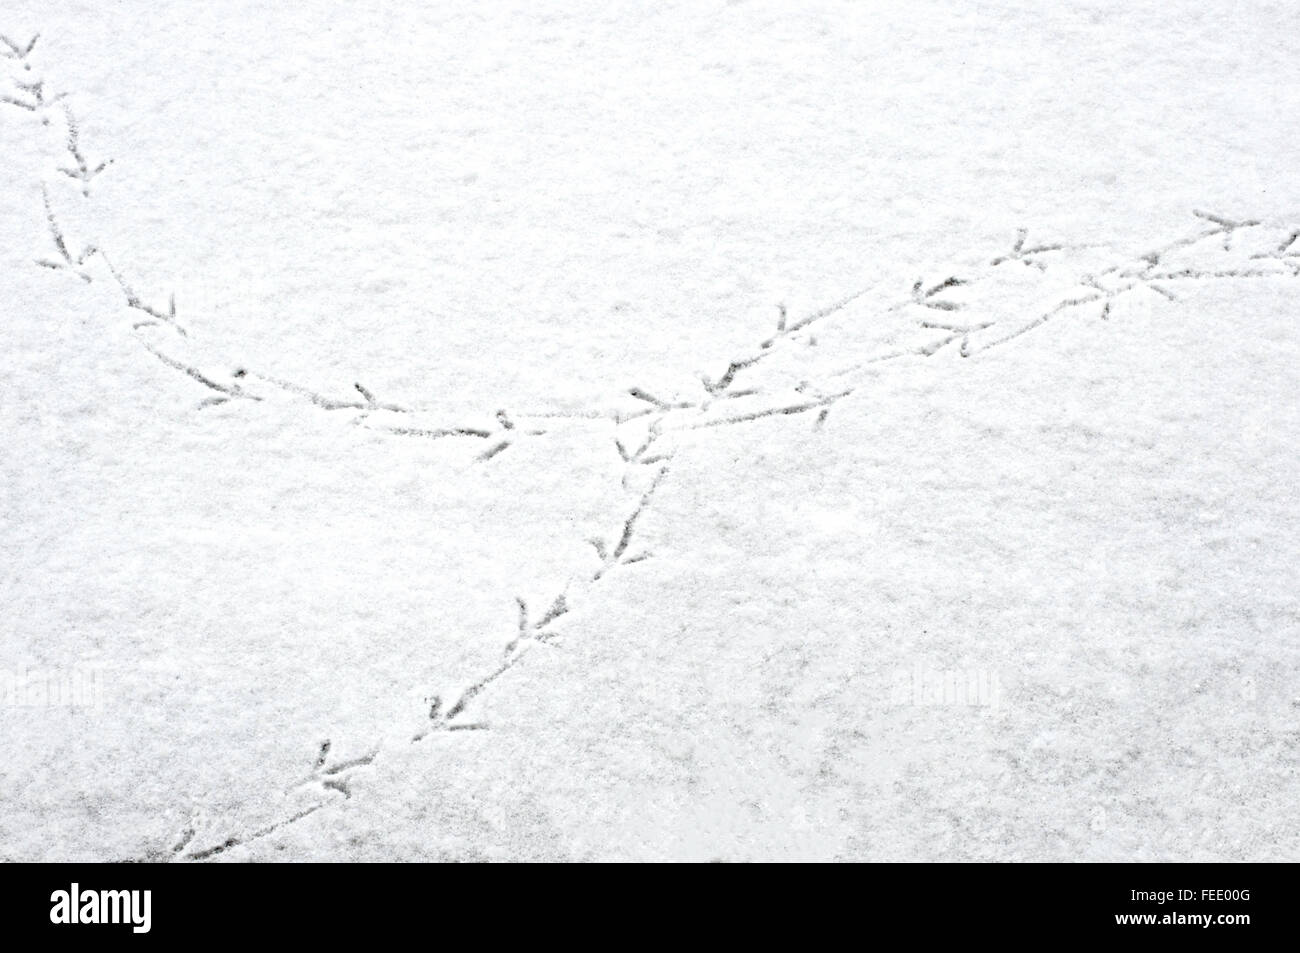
[6,33,1299,861]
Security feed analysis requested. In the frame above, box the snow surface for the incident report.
[2,1,1298,862]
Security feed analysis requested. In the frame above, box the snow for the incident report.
[2,1,1297,862]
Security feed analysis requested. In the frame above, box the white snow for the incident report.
[2,1,1297,861]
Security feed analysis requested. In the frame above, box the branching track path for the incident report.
[6,32,1299,861]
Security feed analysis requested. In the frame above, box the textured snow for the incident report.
[2,1,1298,862]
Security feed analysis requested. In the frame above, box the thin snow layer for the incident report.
[1,1,1297,862]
